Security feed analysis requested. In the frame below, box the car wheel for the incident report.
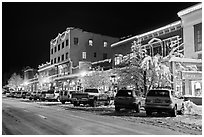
[104,99,110,106]
[146,110,152,116]
[135,103,140,113]
[115,106,120,112]
[57,97,60,102]
[178,104,185,115]
[73,101,79,107]
[91,100,97,107]
[171,106,177,117]
[61,101,65,104]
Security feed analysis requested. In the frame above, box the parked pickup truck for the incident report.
[71,88,110,107]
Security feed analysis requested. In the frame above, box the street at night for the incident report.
[2,97,202,135]
[2,2,202,135]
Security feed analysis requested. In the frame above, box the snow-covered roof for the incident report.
[177,3,202,17]
[111,21,181,47]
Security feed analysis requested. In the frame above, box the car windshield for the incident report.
[116,90,133,97]
[84,89,98,93]
[147,90,170,97]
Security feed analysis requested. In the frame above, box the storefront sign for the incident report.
[182,71,202,80]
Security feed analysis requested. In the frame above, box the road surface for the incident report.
[2,97,185,135]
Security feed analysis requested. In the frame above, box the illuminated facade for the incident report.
[37,28,119,91]
[112,21,183,67]
[177,3,202,97]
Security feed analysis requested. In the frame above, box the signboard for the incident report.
[182,71,202,80]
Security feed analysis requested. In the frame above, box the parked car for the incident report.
[71,88,110,107]
[114,89,142,112]
[59,90,76,104]
[145,89,185,117]
[27,91,37,100]
[39,90,47,101]
[15,91,22,98]
[45,89,59,102]
[21,91,28,99]
[26,92,32,100]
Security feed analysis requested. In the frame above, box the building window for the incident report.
[194,23,202,52]
[66,52,68,59]
[58,56,60,62]
[54,58,56,63]
[114,54,123,66]
[54,47,57,53]
[104,41,108,47]
[94,52,97,58]
[62,54,64,61]
[89,39,93,46]
[51,48,53,54]
[58,44,60,51]
[66,39,69,46]
[103,53,107,60]
[62,42,64,49]
[82,52,86,59]
[74,37,79,45]
[51,59,53,64]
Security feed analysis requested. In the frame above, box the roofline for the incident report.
[177,3,202,17]
[111,20,181,47]
[50,27,119,45]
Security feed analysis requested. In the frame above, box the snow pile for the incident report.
[184,100,202,115]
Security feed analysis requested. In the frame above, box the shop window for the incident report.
[104,41,108,47]
[89,39,93,46]
[51,59,53,64]
[82,52,86,59]
[74,37,79,45]
[114,55,123,66]
[194,23,202,52]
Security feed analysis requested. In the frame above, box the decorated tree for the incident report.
[81,70,112,91]
[7,73,24,91]
[115,37,186,96]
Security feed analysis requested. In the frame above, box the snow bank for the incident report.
[184,100,202,115]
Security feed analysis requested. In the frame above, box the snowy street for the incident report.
[6,97,201,135]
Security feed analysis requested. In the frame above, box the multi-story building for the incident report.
[177,3,202,97]
[38,27,119,91]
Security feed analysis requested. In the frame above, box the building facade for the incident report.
[111,21,183,67]
[37,28,119,91]
[177,3,202,97]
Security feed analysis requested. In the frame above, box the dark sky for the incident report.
[2,2,199,84]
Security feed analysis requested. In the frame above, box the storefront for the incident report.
[182,71,202,97]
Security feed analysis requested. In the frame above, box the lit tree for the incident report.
[81,70,112,91]
[7,73,24,91]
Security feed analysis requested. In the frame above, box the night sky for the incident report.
[2,2,199,85]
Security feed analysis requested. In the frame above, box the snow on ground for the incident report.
[184,100,202,116]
